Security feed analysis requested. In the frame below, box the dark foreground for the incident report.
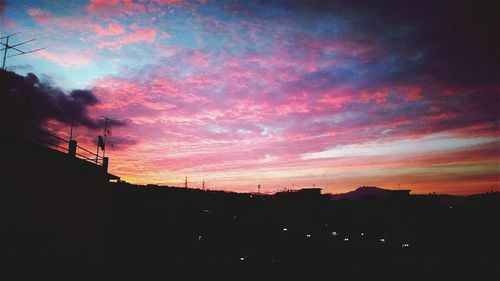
[2,134,500,279]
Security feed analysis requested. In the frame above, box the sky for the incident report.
[1,0,499,194]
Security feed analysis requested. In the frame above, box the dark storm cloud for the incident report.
[257,0,500,88]
[0,70,126,129]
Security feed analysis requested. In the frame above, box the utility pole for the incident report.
[97,116,118,162]
[102,118,108,158]
[2,34,9,70]
[185,176,188,188]
[95,136,100,164]
[0,32,45,70]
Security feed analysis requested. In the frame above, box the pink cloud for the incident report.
[182,50,209,67]
[94,22,125,37]
[0,17,16,27]
[123,0,145,11]
[155,0,184,4]
[99,28,157,50]
[37,50,91,68]
[86,0,145,16]
[86,0,121,13]
[24,6,94,37]
[117,28,156,43]
[403,86,423,101]
[27,8,51,23]
[360,88,389,104]
[318,88,354,109]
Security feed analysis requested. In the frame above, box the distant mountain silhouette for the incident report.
[330,186,411,200]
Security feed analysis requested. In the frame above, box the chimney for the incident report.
[102,157,109,172]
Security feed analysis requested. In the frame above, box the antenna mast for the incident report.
[99,116,118,160]
[0,32,46,70]
[102,117,108,158]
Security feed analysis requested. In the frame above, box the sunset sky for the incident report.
[1,0,498,194]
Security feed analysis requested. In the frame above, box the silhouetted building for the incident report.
[1,129,118,276]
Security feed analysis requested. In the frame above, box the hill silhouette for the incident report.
[330,186,411,200]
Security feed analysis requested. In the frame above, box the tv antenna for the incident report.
[1,32,46,70]
[95,116,119,163]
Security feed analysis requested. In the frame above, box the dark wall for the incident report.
[0,133,109,278]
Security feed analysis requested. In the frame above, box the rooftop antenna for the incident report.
[1,32,46,70]
[102,117,109,159]
[98,116,119,159]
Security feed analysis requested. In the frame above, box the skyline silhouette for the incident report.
[2,2,499,278]
[1,127,499,278]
